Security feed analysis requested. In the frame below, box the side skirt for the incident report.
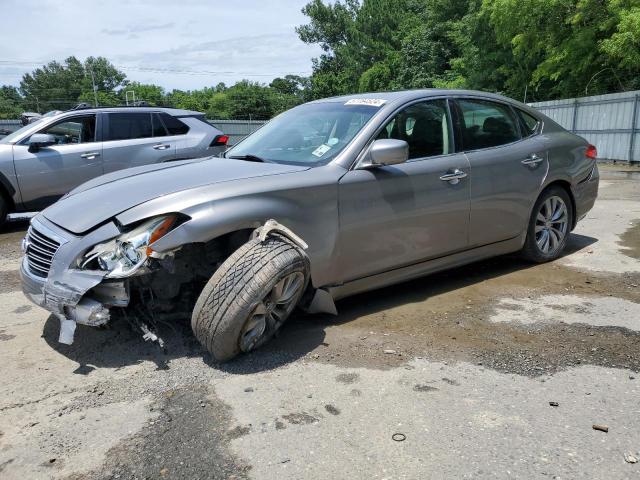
[327,233,526,303]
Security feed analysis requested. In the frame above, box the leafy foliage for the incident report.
[0,57,306,119]
[3,2,640,119]
[298,0,640,100]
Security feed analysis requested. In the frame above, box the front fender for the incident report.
[150,194,337,287]
[116,166,343,287]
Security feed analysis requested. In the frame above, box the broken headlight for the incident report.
[81,215,176,278]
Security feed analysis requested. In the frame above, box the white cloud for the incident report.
[0,0,320,90]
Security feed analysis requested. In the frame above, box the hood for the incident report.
[43,157,309,234]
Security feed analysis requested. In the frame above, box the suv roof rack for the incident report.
[65,102,174,112]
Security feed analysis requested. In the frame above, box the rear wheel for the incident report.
[521,186,573,263]
[191,235,309,362]
[0,196,8,229]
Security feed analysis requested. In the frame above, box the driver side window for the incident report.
[377,99,452,160]
[39,115,96,145]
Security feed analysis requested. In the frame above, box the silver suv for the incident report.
[20,90,598,362]
[0,106,227,225]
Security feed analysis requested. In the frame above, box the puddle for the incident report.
[619,220,640,260]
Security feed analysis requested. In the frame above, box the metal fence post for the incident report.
[571,99,579,133]
[629,94,639,164]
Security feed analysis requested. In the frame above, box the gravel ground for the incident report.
[0,166,638,479]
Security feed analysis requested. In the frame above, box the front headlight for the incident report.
[81,215,176,278]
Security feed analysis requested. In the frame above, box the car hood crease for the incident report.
[42,158,309,234]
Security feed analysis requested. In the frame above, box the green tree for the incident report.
[19,56,127,111]
[0,86,23,119]
[120,82,166,106]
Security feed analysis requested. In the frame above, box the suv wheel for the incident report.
[521,186,573,263]
[0,196,8,229]
[191,235,309,362]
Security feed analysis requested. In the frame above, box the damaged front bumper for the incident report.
[20,215,128,345]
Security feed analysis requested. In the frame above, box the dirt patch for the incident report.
[0,329,15,341]
[619,220,640,260]
[335,373,359,384]
[0,270,21,292]
[267,253,640,377]
[67,386,250,480]
[281,412,319,425]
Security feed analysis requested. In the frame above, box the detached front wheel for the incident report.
[191,235,309,362]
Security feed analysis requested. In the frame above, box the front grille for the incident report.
[25,226,61,278]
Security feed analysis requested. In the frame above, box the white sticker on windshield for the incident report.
[312,144,331,158]
[345,98,387,107]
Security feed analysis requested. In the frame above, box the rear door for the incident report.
[12,113,102,210]
[337,98,470,282]
[453,97,548,248]
[101,112,177,173]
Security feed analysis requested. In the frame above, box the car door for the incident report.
[101,112,177,173]
[12,113,103,210]
[337,98,470,283]
[453,98,548,247]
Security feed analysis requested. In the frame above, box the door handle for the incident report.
[80,152,100,159]
[521,153,544,165]
[153,144,170,150]
[439,169,467,185]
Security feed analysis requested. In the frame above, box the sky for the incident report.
[0,0,322,90]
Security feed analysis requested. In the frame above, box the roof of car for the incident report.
[311,89,524,105]
[61,106,203,117]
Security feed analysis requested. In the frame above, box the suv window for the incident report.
[152,113,168,137]
[106,113,153,141]
[517,109,541,137]
[377,99,452,159]
[159,113,189,135]
[456,99,521,150]
[39,115,96,145]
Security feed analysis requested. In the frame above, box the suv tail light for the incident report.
[210,135,229,147]
[586,144,597,160]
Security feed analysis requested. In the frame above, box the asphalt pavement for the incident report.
[0,165,638,479]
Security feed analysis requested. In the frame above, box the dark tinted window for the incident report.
[40,115,96,144]
[152,113,167,137]
[517,109,540,136]
[107,113,152,141]
[377,99,452,159]
[159,113,189,135]
[456,99,521,150]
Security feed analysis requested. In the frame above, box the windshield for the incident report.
[226,102,380,165]
[0,119,45,144]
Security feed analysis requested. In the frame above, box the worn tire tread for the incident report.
[191,236,309,361]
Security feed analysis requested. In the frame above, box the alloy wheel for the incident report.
[239,271,305,352]
[535,195,569,255]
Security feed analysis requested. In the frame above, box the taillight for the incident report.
[210,135,229,147]
[586,144,597,160]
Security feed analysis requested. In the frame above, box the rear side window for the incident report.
[517,109,541,137]
[106,113,152,141]
[456,99,521,150]
[159,113,189,135]
[152,113,167,137]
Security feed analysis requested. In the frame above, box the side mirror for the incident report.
[367,139,409,167]
[28,133,56,152]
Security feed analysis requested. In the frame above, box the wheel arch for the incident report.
[0,172,17,212]
[541,179,577,230]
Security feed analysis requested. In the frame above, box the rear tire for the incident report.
[191,235,309,362]
[521,185,573,263]
[0,196,8,229]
